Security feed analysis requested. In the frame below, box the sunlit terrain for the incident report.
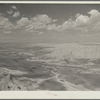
[0,43,100,91]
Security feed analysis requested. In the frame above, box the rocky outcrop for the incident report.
[0,68,38,90]
[0,74,24,90]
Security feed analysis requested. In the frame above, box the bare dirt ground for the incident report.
[0,43,100,91]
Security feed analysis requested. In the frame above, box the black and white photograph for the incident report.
[0,2,100,92]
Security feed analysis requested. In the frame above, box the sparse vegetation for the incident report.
[0,43,100,90]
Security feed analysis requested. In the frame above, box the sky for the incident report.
[0,4,100,44]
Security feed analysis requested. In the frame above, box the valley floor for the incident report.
[0,43,100,91]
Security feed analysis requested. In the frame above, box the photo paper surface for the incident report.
[0,1,100,98]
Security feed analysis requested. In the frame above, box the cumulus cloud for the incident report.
[0,16,14,34]
[75,14,89,27]
[88,9,100,17]
[7,5,20,18]
[2,8,100,35]
[7,9,13,15]
[11,5,17,10]
[57,9,100,33]
[17,17,29,27]
[12,11,20,18]
[32,14,57,24]
[57,19,75,31]
[47,24,56,30]
[17,14,57,32]
[0,16,13,29]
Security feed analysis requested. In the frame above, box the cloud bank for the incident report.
[0,6,100,36]
[57,9,100,34]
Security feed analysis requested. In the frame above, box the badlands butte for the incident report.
[0,43,100,90]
